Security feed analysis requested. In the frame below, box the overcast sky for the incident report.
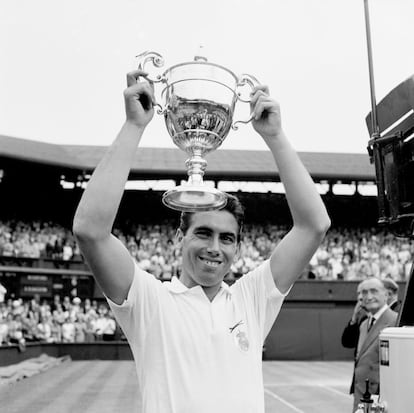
[1,0,414,154]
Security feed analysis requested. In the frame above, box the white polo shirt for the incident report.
[107,259,287,413]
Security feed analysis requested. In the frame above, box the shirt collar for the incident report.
[166,276,189,294]
[166,276,232,296]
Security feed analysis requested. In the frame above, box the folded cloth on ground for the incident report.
[0,353,71,385]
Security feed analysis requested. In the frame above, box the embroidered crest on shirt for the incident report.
[229,320,249,352]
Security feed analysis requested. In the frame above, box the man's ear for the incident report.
[175,229,184,247]
[233,242,241,262]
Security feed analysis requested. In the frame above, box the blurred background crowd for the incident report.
[0,294,119,348]
[0,220,412,281]
[0,219,413,348]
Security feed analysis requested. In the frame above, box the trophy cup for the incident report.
[136,51,259,212]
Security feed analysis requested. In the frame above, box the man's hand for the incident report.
[351,300,367,324]
[124,70,157,128]
[250,85,283,141]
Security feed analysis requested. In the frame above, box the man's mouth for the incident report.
[199,257,221,267]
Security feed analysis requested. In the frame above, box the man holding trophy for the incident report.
[73,53,330,412]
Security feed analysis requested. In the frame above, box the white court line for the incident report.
[264,388,305,413]
[317,384,352,399]
[265,383,348,387]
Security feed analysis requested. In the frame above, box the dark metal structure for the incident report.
[363,0,414,327]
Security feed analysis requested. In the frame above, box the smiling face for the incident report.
[177,209,239,296]
[360,278,388,315]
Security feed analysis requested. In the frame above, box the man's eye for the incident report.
[196,231,209,238]
[221,236,235,244]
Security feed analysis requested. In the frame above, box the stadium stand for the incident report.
[0,136,412,361]
[0,220,413,281]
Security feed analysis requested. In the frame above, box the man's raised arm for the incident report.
[73,71,155,304]
[250,86,331,294]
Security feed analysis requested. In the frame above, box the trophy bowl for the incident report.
[137,51,258,212]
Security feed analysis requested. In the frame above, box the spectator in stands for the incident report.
[36,313,53,342]
[72,70,330,412]
[7,312,26,351]
[84,310,98,342]
[0,232,15,256]
[21,310,38,342]
[52,303,68,326]
[341,252,358,280]
[127,239,140,262]
[39,299,51,319]
[62,296,71,312]
[0,281,6,304]
[50,294,61,312]
[94,306,116,341]
[50,318,62,343]
[0,302,7,321]
[62,241,73,261]
[70,297,82,319]
[0,314,8,345]
[161,261,173,280]
[83,298,96,317]
[52,239,64,260]
[71,242,82,261]
[61,315,76,343]
[398,242,412,280]
[28,295,41,320]
[91,299,99,313]
[136,250,151,271]
[74,313,87,343]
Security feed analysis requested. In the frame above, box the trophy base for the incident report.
[162,185,227,212]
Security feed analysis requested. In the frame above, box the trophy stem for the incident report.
[185,149,207,186]
[162,148,227,212]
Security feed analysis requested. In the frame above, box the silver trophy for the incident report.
[137,51,258,212]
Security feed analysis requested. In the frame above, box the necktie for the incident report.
[368,317,375,332]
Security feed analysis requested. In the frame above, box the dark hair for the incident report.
[178,193,245,242]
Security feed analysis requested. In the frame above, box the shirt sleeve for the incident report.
[231,260,289,342]
[105,262,163,347]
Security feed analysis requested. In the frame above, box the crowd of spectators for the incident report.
[0,220,413,281]
[0,219,413,350]
[308,227,413,281]
[0,294,119,349]
[0,221,81,261]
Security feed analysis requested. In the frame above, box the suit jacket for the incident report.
[341,312,367,352]
[351,308,398,397]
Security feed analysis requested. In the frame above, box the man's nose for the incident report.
[206,236,220,253]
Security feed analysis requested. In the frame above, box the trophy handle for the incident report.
[232,73,259,130]
[136,51,167,114]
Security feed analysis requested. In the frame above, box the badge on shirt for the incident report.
[234,330,249,352]
[229,320,249,352]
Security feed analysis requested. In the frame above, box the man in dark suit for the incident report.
[342,278,402,355]
[351,278,398,412]
[382,278,402,313]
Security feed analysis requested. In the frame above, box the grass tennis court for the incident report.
[1,360,353,412]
